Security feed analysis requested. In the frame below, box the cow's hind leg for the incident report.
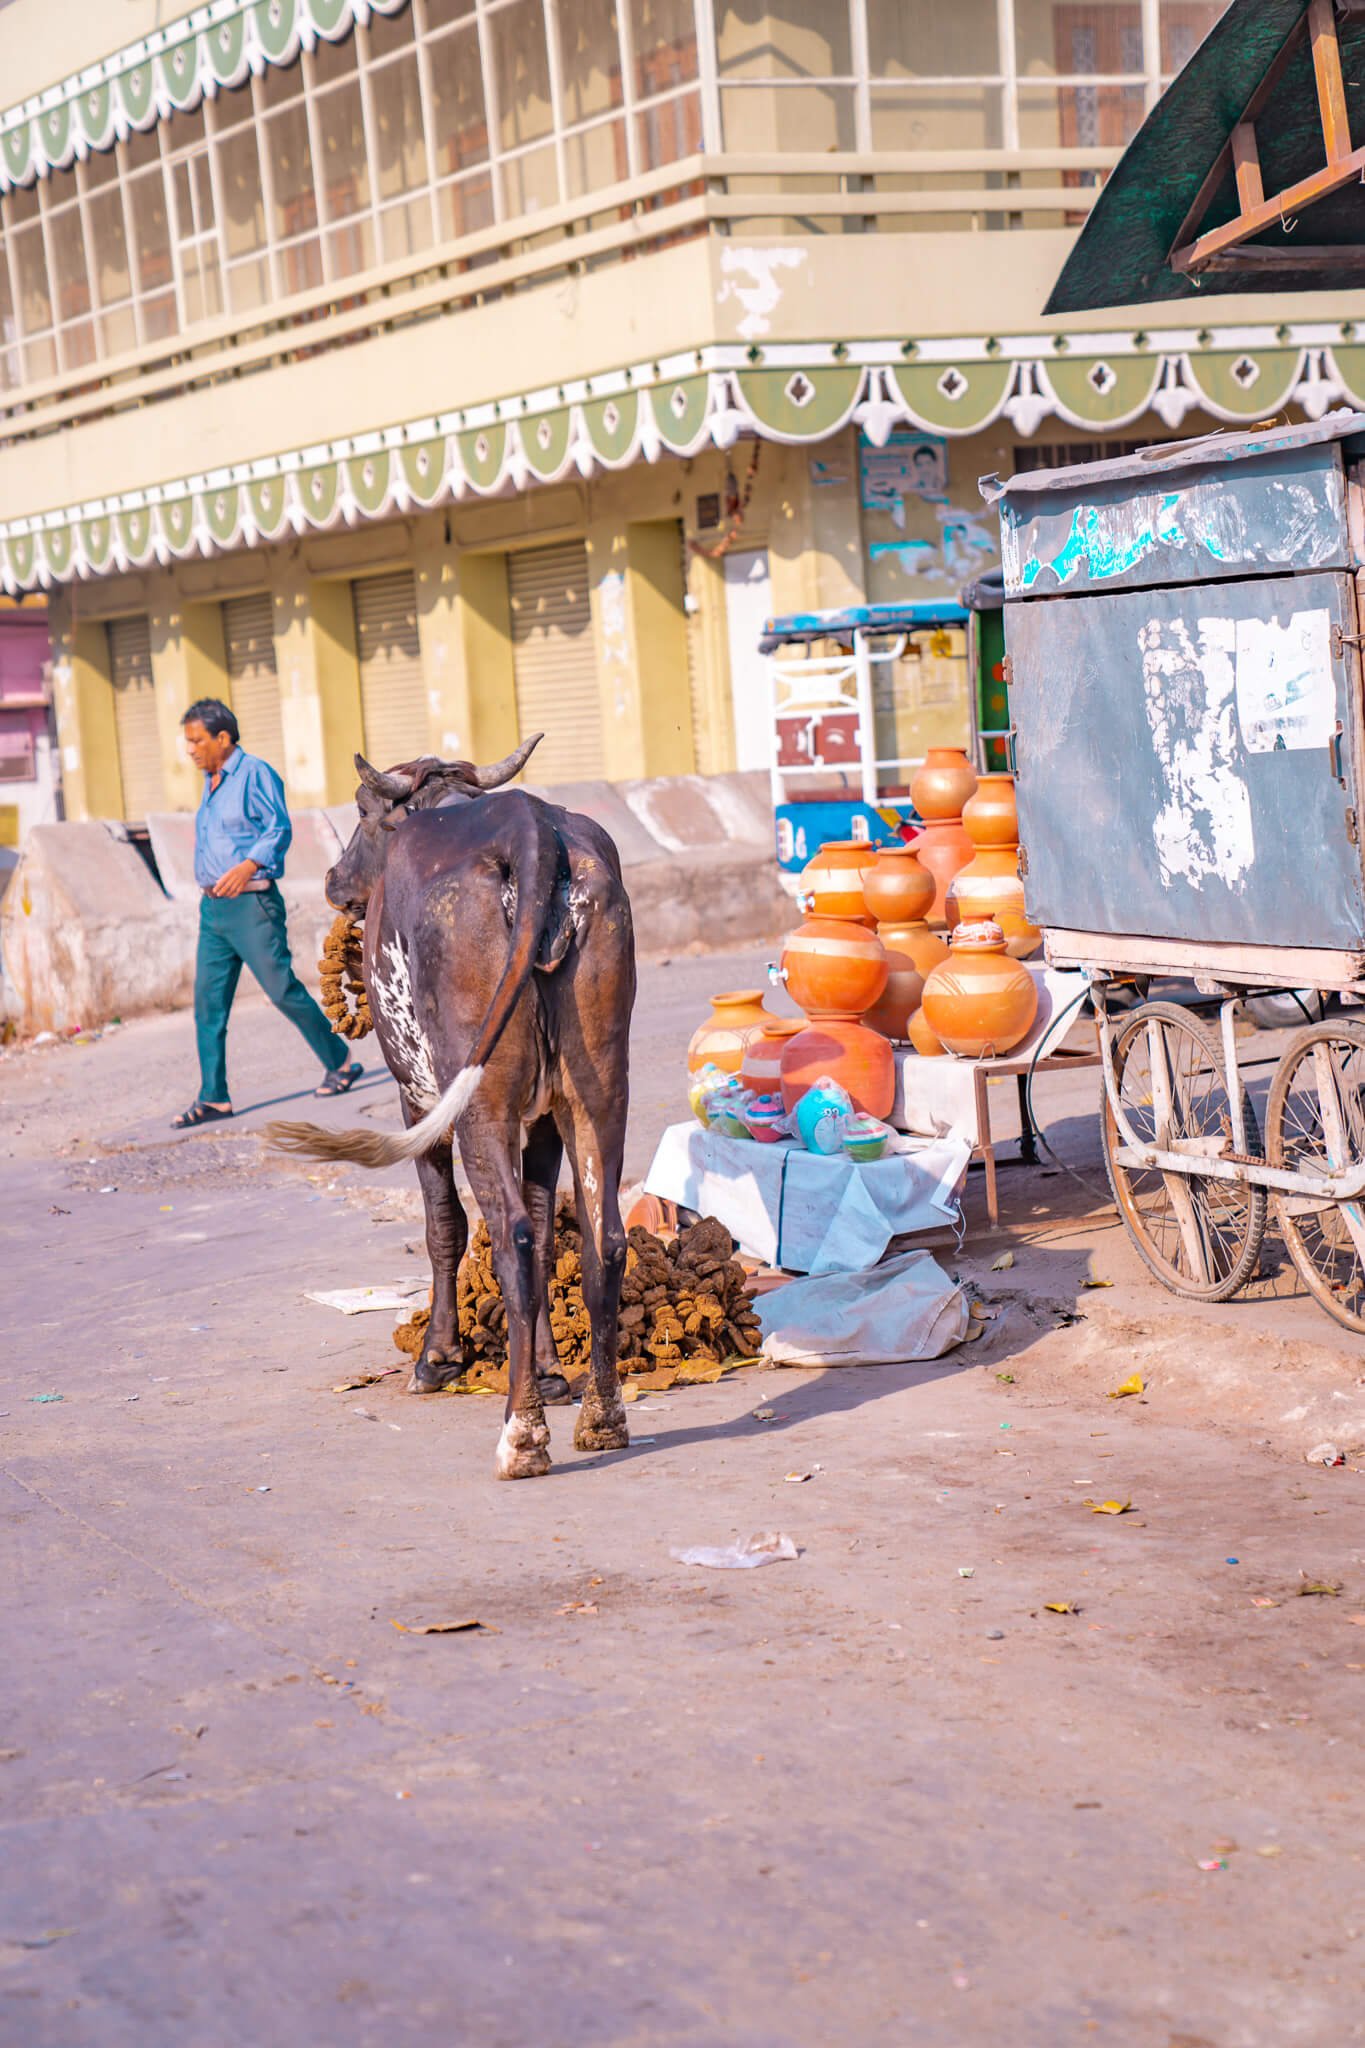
[523,1114,570,1405]
[409,1133,468,1394]
[462,1118,552,1479]
[561,1113,630,1455]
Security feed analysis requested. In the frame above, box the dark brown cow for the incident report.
[267,737,635,1480]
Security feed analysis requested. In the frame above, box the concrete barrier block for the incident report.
[619,774,751,852]
[523,780,662,868]
[150,806,346,899]
[704,771,777,847]
[625,845,793,956]
[146,812,199,898]
[1,822,195,1033]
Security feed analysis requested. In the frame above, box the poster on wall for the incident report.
[859,430,949,529]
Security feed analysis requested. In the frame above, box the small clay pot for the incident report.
[915,815,976,926]
[946,845,1041,959]
[780,915,888,1022]
[861,842,934,926]
[911,746,977,823]
[961,773,1019,849]
[920,918,1038,1058]
[739,1017,804,1095]
[908,1006,947,1058]
[797,839,877,925]
[864,918,949,1041]
[687,989,769,1074]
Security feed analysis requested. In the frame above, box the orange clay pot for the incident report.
[861,842,935,927]
[920,918,1038,1059]
[908,1006,947,1057]
[740,1016,805,1095]
[779,915,888,1022]
[797,838,877,925]
[864,918,949,1042]
[911,746,977,823]
[687,988,770,1074]
[946,845,1041,959]
[961,772,1019,848]
[779,1018,896,1118]
[914,815,976,927]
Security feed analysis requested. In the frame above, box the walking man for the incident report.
[172,697,361,1128]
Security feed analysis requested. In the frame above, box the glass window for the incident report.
[500,140,560,215]
[367,5,416,57]
[1017,79,1145,148]
[636,86,702,167]
[491,0,555,147]
[871,84,1004,150]
[0,252,21,388]
[370,52,428,202]
[630,0,700,97]
[259,57,307,111]
[868,0,1000,78]
[46,198,91,325]
[1016,0,1144,78]
[564,117,629,197]
[329,215,377,275]
[215,121,269,259]
[170,152,223,326]
[720,82,856,149]
[312,30,359,88]
[1161,0,1226,70]
[716,1,853,80]
[85,183,133,306]
[265,100,319,238]
[423,0,477,23]
[559,0,624,124]
[316,77,372,220]
[427,23,489,177]
[435,167,495,239]
[379,192,434,260]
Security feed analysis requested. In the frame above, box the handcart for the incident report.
[989,415,1365,1334]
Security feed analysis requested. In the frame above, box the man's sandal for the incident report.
[171,1100,233,1129]
[315,1062,363,1097]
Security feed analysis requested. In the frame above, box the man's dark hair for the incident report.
[182,698,239,743]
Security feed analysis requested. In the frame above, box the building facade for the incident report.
[0,0,1362,825]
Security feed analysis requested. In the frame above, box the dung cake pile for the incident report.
[395,1206,764,1394]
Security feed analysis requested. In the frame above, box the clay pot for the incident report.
[946,845,1041,959]
[961,772,1019,848]
[911,746,977,823]
[740,1017,804,1095]
[920,918,1038,1059]
[687,989,769,1073]
[780,1018,896,1118]
[908,1006,947,1058]
[914,815,977,926]
[864,918,949,1041]
[779,915,888,1021]
[861,842,934,927]
[797,839,877,925]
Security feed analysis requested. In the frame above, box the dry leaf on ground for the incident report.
[391,1618,496,1635]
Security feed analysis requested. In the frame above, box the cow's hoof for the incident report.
[495,1411,552,1480]
[537,1369,572,1407]
[573,1411,630,1454]
[409,1352,463,1395]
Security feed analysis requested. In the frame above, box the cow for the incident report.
[267,736,635,1480]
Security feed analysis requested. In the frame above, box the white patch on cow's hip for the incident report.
[371,937,440,1107]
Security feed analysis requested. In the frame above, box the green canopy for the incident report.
[1046,0,1365,313]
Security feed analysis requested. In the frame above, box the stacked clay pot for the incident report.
[796,837,878,925]
[860,841,949,1043]
[687,989,769,1074]
[919,917,1038,1059]
[740,1016,804,1095]
[910,746,978,926]
[776,868,895,1118]
[945,773,1041,959]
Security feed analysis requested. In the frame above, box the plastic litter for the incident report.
[1305,1442,1346,1466]
[670,1531,799,1570]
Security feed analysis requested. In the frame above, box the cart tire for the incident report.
[1100,1001,1266,1302]
[1265,1020,1365,1336]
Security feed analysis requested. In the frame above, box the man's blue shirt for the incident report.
[193,746,292,888]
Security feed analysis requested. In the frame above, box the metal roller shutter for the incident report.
[108,614,164,820]
[223,591,285,775]
[508,540,603,784]
[354,569,426,770]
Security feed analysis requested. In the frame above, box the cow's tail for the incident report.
[267,800,562,1169]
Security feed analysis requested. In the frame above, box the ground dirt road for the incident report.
[2,947,1363,2047]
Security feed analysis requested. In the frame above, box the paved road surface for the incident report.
[2,954,1363,2046]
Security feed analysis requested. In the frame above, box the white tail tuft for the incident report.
[387,1065,484,1160]
[264,1064,483,1168]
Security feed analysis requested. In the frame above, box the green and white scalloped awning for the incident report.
[3,332,1359,591]
[0,0,409,192]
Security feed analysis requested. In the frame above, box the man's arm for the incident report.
[212,761,293,898]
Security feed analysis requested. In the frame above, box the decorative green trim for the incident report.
[0,0,411,193]
[1,333,1354,592]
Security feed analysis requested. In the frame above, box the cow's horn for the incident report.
[354,753,414,801]
[471,733,543,789]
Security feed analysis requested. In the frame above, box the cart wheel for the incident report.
[1100,1001,1265,1301]
[1264,1020,1365,1335]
